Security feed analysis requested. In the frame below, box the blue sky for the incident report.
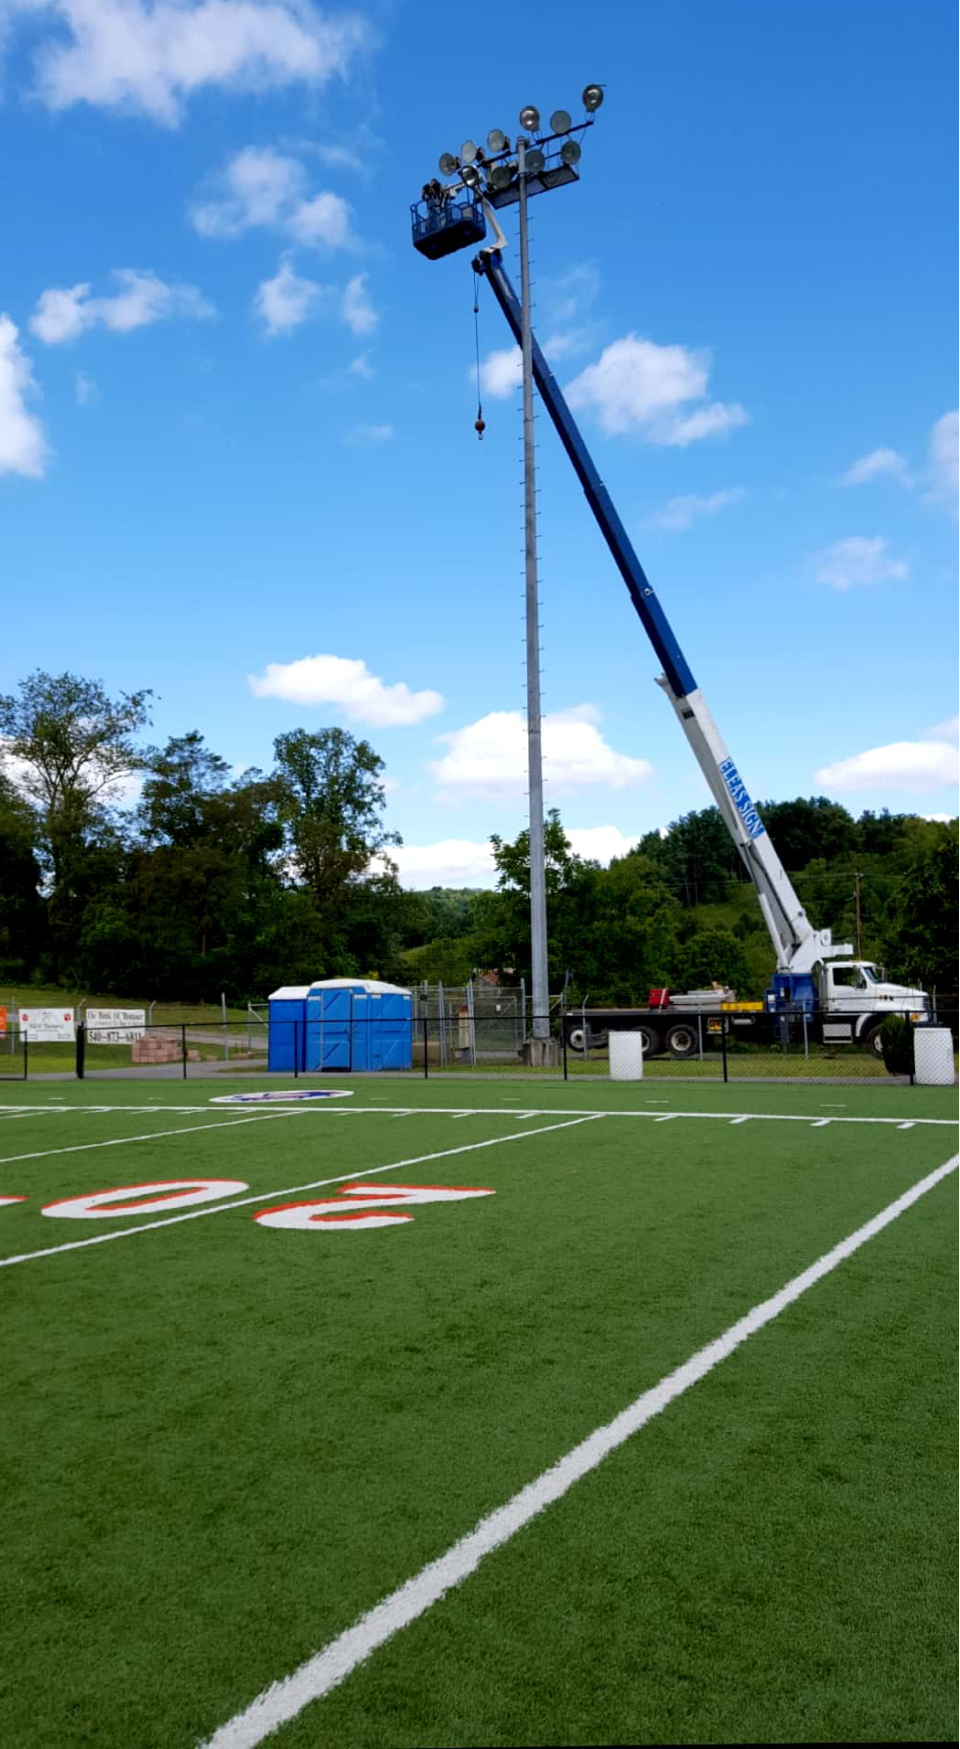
[1,0,957,886]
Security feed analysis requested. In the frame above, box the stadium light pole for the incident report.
[516,132,550,1052]
[414,89,604,1062]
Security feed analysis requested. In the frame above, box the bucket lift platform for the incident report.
[411,193,486,260]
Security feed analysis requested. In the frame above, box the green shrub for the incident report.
[879,1014,913,1076]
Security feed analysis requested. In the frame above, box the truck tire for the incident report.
[567,1022,593,1054]
[637,1022,662,1059]
[665,1021,698,1060]
[860,1021,885,1058]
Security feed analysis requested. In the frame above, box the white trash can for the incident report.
[610,1030,644,1081]
[913,1026,956,1086]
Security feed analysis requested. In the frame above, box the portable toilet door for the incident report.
[305,985,354,1071]
[374,989,413,1069]
[267,987,309,1072]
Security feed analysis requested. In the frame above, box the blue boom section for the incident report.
[477,250,697,702]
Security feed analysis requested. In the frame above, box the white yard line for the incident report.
[0,1116,603,1269]
[0,1110,318,1169]
[200,1150,960,1749]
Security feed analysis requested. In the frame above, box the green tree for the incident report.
[0,671,153,978]
[0,774,44,977]
[273,727,401,971]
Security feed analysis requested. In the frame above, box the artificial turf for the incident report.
[0,1080,955,1747]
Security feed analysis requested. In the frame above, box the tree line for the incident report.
[0,671,956,1005]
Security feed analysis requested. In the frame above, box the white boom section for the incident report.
[656,679,853,973]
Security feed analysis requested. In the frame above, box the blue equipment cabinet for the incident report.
[267,985,310,1071]
[304,979,413,1073]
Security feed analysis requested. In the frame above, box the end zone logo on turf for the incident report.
[209,1090,354,1104]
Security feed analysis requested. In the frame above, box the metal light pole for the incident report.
[412,89,604,1065]
[517,136,550,1048]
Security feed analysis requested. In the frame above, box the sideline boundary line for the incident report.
[0,1116,602,1269]
[199,1150,960,1749]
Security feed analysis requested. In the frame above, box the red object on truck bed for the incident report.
[648,988,670,1008]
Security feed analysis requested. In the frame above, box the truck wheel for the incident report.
[861,1022,885,1058]
[567,1023,592,1054]
[665,1022,698,1060]
[637,1023,661,1058]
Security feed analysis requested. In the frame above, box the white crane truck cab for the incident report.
[816,961,929,1053]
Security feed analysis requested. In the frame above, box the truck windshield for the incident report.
[860,964,882,983]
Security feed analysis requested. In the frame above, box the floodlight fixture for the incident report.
[549,108,572,133]
[560,138,581,167]
[581,83,604,112]
[461,163,481,189]
[438,151,458,175]
[525,147,545,174]
[490,162,515,191]
[460,139,478,163]
[518,104,540,132]
[487,127,507,153]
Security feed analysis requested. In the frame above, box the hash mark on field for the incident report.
[199,1150,960,1749]
[0,1116,603,1268]
[811,1119,832,1128]
[898,1122,916,1130]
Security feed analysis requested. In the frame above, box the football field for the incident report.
[1,1078,956,1747]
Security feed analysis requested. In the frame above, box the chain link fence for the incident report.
[1,1008,954,1086]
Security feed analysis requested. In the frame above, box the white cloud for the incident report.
[288,190,354,248]
[0,316,49,478]
[73,369,97,405]
[565,825,640,862]
[922,812,955,823]
[922,715,959,743]
[248,653,445,726]
[347,349,373,379]
[647,487,746,532]
[812,535,908,591]
[841,447,913,487]
[253,258,331,335]
[190,144,306,236]
[341,272,378,335]
[478,346,521,399]
[815,730,959,793]
[926,409,958,512]
[31,269,213,343]
[387,839,497,888]
[565,334,747,444]
[347,422,392,443]
[383,823,642,889]
[191,145,356,248]
[13,1,369,127]
[431,705,653,799]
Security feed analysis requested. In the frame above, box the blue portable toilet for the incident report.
[304,979,412,1073]
[267,985,310,1072]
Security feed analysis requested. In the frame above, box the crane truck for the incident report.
[410,171,930,1061]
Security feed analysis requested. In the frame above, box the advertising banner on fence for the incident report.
[19,1008,75,1041]
[86,1008,146,1044]
[0,1006,6,1036]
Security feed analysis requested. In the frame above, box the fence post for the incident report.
[562,1018,568,1081]
[802,1011,809,1059]
[721,1013,729,1084]
[181,1023,188,1080]
[76,1022,85,1081]
[23,1032,28,1081]
[422,1014,429,1079]
[221,991,228,1062]
[294,1020,299,1079]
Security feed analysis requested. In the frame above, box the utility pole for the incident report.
[854,869,863,958]
[517,136,550,1052]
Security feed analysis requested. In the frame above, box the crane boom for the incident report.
[475,246,851,975]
